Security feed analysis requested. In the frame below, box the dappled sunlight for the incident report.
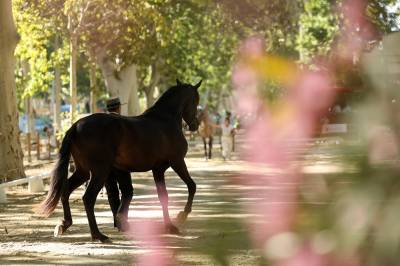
[0,145,265,264]
[3,134,336,264]
[0,135,369,264]
[1,0,398,264]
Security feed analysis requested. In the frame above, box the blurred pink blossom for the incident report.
[278,244,327,266]
[232,14,365,262]
[127,220,175,266]
[335,0,378,62]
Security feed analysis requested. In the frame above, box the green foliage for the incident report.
[73,0,160,66]
[14,0,55,98]
[154,2,238,106]
[297,0,339,63]
[367,0,400,33]
[13,0,399,113]
[56,110,80,142]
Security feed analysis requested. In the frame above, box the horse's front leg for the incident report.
[152,168,180,234]
[171,159,196,224]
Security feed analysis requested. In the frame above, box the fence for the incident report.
[20,131,56,161]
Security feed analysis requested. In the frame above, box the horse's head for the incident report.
[178,79,202,131]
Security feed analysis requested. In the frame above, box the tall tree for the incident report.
[14,0,68,133]
[140,1,239,109]
[75,0,160,115]
[0,0,25,181]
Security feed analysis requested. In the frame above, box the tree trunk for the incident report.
[21,60,34,134]
[69,34,77,123]
[124,65,140,115]
[144,87,156,108]
[0,0,25,182]
[143,62,160,109]
[97,56,140,115]
[25,97,34,133]
[89,64,97,113]
[53,35,61,134]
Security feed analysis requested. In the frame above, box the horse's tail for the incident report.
[36,124,76,217]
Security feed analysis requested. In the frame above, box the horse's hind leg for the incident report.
[83,167,109,242]
[208,136,213,159]
[55,168,89,237]
[202,137,208,160]
[171,159,196,225]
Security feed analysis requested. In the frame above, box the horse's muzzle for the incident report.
[188,120,199,131]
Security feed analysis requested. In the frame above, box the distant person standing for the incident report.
[104,97,133,231]
[85,101,90,113]
[225,110,236,152]
[221,117,235,160]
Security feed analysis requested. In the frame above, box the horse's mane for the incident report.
[144,85,186,114]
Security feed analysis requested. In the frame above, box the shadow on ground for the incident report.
[0,136,349,265]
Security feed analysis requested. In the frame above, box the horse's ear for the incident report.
[176,79,182,86]
[194,80,202,90]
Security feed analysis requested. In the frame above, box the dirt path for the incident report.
[0,139,265,265]
[0,137,347,265]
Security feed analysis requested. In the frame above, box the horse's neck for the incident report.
[200,124,213,139]
[202,116,210,126]
[200,113,213,135]
[144,97,185,125]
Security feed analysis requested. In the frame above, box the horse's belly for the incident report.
[114,152,164,172]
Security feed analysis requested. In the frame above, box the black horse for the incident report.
[37,80,201,242]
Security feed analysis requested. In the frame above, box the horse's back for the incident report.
[70,112,187,171]
[118,115,187,158]
[70,114,123,163]
[74,113,121,138]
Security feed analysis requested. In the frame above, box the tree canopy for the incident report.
[11,0,400,111]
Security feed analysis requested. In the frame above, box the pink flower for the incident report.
[127,220,175,266]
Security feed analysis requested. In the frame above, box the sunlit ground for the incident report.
[0,133,351,265]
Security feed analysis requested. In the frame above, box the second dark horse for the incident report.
[38,80,201,242]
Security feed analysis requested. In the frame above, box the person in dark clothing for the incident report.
[105,97,133,231]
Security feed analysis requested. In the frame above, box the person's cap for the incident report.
[106,98,121,110]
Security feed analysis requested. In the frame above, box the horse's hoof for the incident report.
[92,233,111,243]
[101,238,112,244]
[116,214,130,232]
[166,224,181,235]
[176,211,188,225]
[116,219,130,232]
[54,220,72,237]
[54,224,64,237]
